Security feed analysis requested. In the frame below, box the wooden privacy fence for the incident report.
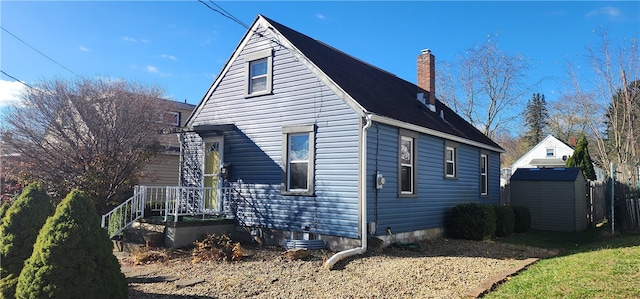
[501,180,606,227]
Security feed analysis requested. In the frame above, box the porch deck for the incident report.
[101,185,234,240]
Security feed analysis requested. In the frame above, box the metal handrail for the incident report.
[101,185,225,238]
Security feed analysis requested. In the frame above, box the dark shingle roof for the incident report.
[510,168,582,181]
[263,16,502,150]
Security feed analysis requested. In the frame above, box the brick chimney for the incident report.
[417,49,436,108]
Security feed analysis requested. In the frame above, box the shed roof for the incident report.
[510,167,583,181]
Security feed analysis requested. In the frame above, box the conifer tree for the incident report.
[566,135,596,180]
[0,201,10,222]
[0,183,54,299]
[15,190,127,299]
[524,93,549,147]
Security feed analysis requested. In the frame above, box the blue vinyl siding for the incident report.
[366,122,500,236]
[188,25,361,238]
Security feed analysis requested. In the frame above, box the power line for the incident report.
[0,70,34,89]
[207,1,249,29]
[1,26,81,77]
[197,0,249,29]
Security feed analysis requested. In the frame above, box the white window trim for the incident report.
[282,125,315,196]
[480,153,489,196]
[444,141,458,179]
[244,49,273,98]
[398,129,418,197]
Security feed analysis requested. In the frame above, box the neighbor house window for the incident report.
[445,142,458,179]
[399,129,418,196]
[546,148,554,157]
[480,153,489,196]
[160,111,180,127]
[282,125,315,195]
[245,49,273,97]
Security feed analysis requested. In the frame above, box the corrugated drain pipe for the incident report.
[324,113,372,270]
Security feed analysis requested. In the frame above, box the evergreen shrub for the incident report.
[512,206,531,233]
[0,183,54,299]
[450,203,496,241]
[15,189,128,299]
[494,205,515,237]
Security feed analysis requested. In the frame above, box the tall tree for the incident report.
[605,80,640,182]
[437,34,532,138]
[546,95,589,144]
[566,135,596,180]
[0,78,171,214]
[523,93,549,147]
[568,30,639,181]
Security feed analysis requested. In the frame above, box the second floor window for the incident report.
[245,49,273,97]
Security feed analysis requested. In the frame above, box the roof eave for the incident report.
[371,114,505,153]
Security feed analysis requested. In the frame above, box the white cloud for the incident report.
[587,6,621,18]
[79,46,90,52]
[316,13,326,20]
[160,54,177,61]
[0,80,25,107]
[145,66,171,77]
[146,66,159,73]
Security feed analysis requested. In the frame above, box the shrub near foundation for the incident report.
[15,190,127,299]
[494,205,515,237]
[0,183,54,299]
[512,206,532,233]
[450,203,496,241]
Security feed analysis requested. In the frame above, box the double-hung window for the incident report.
[282,125,315,196]
[480,153,489,196]
[445,142,458,179]
[399,129,418,196]
[245,49,273,97]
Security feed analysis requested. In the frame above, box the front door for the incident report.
[203,137,223,211]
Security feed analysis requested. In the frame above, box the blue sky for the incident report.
[1,1,639,123]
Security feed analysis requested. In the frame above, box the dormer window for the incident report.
[245,49,273,97]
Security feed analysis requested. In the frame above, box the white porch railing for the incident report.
[101,185,226,239]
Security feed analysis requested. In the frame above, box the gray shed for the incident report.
[510,168,588,232]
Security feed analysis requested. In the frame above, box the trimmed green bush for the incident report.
[450,203,496,241]
[15,189,127,299]
[0,183,54,299]
[512,206,531,233]
[494,205,515,237]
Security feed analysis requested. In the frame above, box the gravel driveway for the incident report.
[122,238,554,299]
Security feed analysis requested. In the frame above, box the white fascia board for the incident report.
[371,114,505,153]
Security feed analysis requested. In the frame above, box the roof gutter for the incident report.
[324,113,372,270]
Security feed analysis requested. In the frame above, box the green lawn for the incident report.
[486,227,640,299]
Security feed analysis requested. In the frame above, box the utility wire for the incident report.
[0,70,34,89]
[208,0,249,29]
[197,0,249,29]
[1,26,81,77]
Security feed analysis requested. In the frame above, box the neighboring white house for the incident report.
[503,135,604,185]
[511,135,575,174]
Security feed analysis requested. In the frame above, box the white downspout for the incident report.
[324,113,372,270]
